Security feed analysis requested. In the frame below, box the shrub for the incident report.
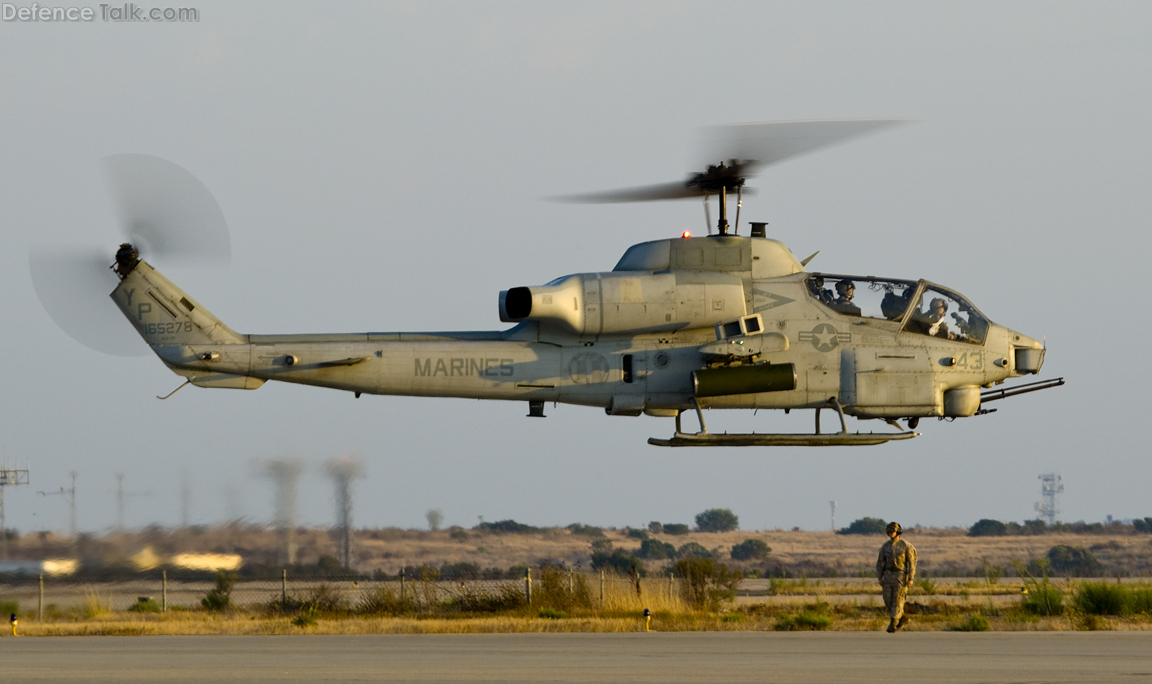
[538,607,567,619]
[1021,519,1047,535]
[0,600,18,617]
[1076,582,1129,616]
[591,549,645,576]
[201,571,237,611]
[567,523,604,537]
[837,517,887,535]
[1130,587,1152,614]
[637,539,675,560]
[627,529,649,540]
[1022,585,1064,616]
[590,539,613,552]
[356,586,405,615]
[953,614,991,631]
[663,524,689,536]
[695,508,739,533]
[775,611,831,631]
[449,527,471,540]
[445,583,526,613]
[730,539,771,561]
[969,519,1007,537]
[440,562,483,580]
[292,605,318,627]
[1046,545,1102,577]
[128,597,161,613]
[300,583,347,614]
[648,521,664,534]
[1133,518,1152,533]
[676,542,715,559]
[475,519,539,534]
[531,565,592,612]
[675,557,741,610]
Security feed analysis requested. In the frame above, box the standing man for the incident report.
[876,521,916,632]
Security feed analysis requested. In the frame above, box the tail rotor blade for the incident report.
[28,248,149,357]
[104,153,230,265]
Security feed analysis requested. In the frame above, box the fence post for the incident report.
[525,567,532,605]
[600,570,604,605]
[281,568,287,609]
[668,572,673,601]
[162,569,167,613]
[400,567,405,604]
[568,567,573,594]
[38,574,43,621]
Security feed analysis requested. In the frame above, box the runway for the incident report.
[4,632,1151,683]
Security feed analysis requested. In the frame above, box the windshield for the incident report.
[903,286,989,345]
[806,275,918,321]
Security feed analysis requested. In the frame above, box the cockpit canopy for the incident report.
[806,274,990,345]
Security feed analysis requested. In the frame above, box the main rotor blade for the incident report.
[696,118,912,171]
[29,249,149,357]
[104,153,231,264]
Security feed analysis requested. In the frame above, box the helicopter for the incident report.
[31,120,1063,446]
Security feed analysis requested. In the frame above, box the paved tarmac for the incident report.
[3,632,1151,683]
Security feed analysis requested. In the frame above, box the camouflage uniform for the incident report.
[876,537,916,621]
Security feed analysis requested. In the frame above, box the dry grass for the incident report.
[10,525,1152,578]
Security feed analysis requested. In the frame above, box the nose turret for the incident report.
[1008,330,1045,375]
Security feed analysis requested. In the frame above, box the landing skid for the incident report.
[648,398,920,447]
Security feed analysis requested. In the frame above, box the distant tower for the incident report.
[0,464,30,560]
[1034,473,1064,526]
[829,501,837,532]
[325,456,364,569]
[262,459,302,565]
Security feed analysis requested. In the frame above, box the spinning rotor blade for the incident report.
[29,154,230,356]
[559,118,910,204]
[694,118,910,172]
[29,248,149,357]
[104,153,231,264]
[558,182,709,203]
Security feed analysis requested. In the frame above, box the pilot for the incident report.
[808,277,834,305]
[830,280,861,316]
[924,298,953,339]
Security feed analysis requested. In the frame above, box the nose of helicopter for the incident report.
[1006,329,1045,374]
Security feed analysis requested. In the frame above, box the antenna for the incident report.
[829,500,837,532]
[113,473,151,532]
[325,456,363,569]
[262,459,302,565]
[0,463,30,560]
[180,472,191,528]
[37,471,76,537]
[1034,472,1064,526]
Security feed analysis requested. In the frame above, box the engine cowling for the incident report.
[500,272,747,335]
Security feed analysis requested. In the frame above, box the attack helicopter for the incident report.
[31,120,1062,446]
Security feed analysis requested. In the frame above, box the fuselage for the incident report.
[111,235,1044,421]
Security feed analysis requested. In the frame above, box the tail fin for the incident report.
[111,261,244,348]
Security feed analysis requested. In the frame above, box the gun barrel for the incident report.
[980,377,1065,403]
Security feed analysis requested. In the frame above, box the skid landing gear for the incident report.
[648,398,920,447]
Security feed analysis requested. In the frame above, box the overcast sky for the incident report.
[1,1,1148,537]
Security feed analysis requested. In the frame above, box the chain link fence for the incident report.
[0,567,688,619]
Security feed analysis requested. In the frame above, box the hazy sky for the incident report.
[1,2,1148,536]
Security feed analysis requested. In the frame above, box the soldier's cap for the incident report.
[836,280,854,290]
[886,522,901,534]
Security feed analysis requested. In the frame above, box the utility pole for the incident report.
[829,500,837,532]
[325,456,363,569]
[37,471,76,537]
[0,464,31,560]
[262,459,302,565]
[114,473,150,532]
